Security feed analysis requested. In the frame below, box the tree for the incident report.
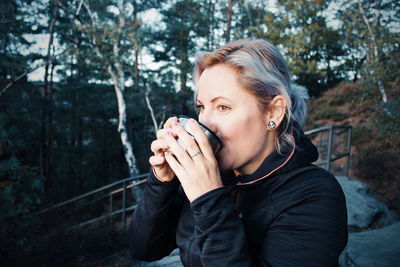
[225,0,233,42]
[40,0,58,180]
[337,0,399,113]
[275,0,347,96]
[0,0,48,218]
[148,0,211,115]
[57,0,145,178]
[0,0,45,95]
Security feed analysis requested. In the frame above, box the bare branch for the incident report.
[358,0,390,114]
[358,0,375,48]
[145,85,159,135]
[0,47,73,98]
[373,0,382,28]
[76,0,84,16]
[0,68,40,97]
[158,110,166,130]
[83,2,95,24]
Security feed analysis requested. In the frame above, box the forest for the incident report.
[1,0,399,265]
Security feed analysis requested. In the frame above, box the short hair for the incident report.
[193,39,309,153]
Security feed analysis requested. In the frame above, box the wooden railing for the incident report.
[31,124,352,230]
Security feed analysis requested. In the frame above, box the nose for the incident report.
[198,112,218,135]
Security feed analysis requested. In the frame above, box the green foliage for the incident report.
[336,0,400,101]
[145,0,211,114]
[352,126,374,147]
[0,80,45,222]
[327,82,373,105]
[374,98,400,144]
[0,0,46,81]
[0,156,44,223]
[352,144,399,182]
[274,0,347,96]
[308,99,347,122]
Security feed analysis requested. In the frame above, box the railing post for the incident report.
[319,130,323,154]
[109,194,113,226]
[326,125,334,173]
[345,126,352,177]
[122,181,127,230]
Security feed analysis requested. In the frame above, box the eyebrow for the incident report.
[196,96,234,103]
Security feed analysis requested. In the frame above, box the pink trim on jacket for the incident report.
[152,167,170,183]
[237,140,296,186]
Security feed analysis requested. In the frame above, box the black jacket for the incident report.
[129,129,348,266]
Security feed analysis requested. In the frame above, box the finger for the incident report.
[163,116,178,129]
[149,155,165,166]
[156,128,177,140]
[163,130,193,166]
[171,122,202,160]
[164,150,186,178]
[188,119,215,160]
[151,139,169,155]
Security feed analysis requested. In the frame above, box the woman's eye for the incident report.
[217,105,230,111]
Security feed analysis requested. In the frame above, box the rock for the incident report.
[340,222,400,267]
[336,176,399,229]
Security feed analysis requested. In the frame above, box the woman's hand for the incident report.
[149,117,179,182]
[163,118,222,202]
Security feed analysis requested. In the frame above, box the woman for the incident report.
[129,39,348,266]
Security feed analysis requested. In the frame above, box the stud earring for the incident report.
[267,121,276,129]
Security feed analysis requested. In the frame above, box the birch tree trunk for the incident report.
[82,0,140,178]
[358,0,389,106]
[108,64,139,177]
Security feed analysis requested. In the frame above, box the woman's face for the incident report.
[196,64,275,175]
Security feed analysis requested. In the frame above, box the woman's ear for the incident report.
[265,95,287,130]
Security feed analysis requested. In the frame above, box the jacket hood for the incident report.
[221,124,318,186]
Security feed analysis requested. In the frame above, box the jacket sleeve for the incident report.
[190,187,254,267]
[128,170,181,261]
[262,172,348,266]
[189,172,348,267]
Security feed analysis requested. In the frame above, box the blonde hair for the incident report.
[193,39,309,153]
